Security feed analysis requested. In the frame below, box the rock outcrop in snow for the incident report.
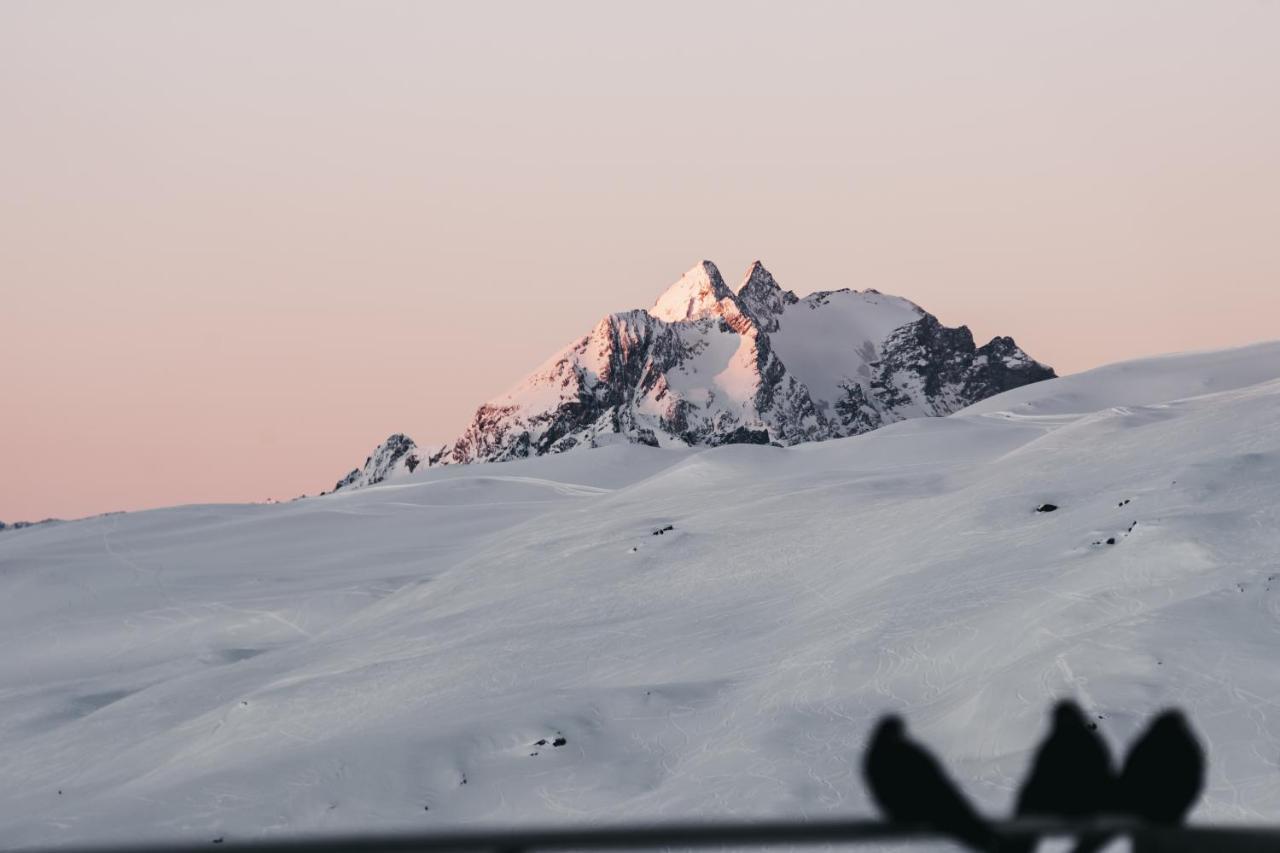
[0,518,61,533]
[332,433,427,492]
[334,261,1054,489]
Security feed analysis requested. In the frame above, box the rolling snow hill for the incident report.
[3,341,1280,849]
[332,261,1053,491]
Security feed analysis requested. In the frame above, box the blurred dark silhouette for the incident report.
[1117,710,1205,823]
[863,715,996,852]
[1066,708,1206,853]
[1114,710,1205,853]
[1004,701,1115,853]
[862,706,1208,853]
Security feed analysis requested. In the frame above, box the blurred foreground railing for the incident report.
[11,817,1280,853]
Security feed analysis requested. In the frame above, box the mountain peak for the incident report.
[740,259,771,285]
[736,261,796,332]
[649,260,736,323]
[334,260,1057,485]
[737,260,779,296]
[332,433,422,492]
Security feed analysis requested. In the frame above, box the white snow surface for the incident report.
[5,343,1280,848]
[648,260,737,323]
[768,290,924,405]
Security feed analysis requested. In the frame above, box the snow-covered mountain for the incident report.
[5,340,1280,848]
[334,261,1053,491]
[332,434,424,492]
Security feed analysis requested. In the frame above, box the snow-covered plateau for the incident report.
[4,340,1280,849]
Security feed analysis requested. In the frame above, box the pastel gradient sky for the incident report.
[3,1,1279,521]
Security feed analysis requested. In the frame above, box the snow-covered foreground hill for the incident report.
[4,342,1280,849]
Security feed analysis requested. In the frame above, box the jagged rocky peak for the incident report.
[331,259,1057,488]
[332,433,424,492]
[649,260,737,323]
[736,260,798,332]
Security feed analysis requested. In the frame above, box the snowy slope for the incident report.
[335,261,1054,488]
[960,339,1280,416]
[4,343,1280,849]
[767,288,923,405]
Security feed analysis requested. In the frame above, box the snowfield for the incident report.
[4,341,1280,848]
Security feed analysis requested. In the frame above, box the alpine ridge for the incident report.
[335,261,1054,490]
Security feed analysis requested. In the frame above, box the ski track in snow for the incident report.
[3,343,1280,848]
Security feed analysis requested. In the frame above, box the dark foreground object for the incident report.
[11,819,1280,853]
[18,705,1218,853]
[1007,701,1115,853]
[863,716,995,850]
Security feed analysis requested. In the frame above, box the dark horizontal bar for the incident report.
[8,818,1280,853]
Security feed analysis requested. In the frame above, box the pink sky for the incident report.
[3,1,1279,522]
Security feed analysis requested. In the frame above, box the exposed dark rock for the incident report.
[0,518,62,533]
[868,316,1055,417]
[633,427,660,448]
[332,433,422,492]
[717,426,771,445]
[736,260,799,333]
[1036,503,1059,513]
[834,382,884,433]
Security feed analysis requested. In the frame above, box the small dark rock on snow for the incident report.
[652,525,674,536]
[1035,503,1059,513]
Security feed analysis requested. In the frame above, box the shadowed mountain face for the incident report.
[336,260,1054,490]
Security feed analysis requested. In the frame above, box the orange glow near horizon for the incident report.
[3,1,1279,521]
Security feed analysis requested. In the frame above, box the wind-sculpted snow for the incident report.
[4,343,1280,848]
[334,261,1053,490]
